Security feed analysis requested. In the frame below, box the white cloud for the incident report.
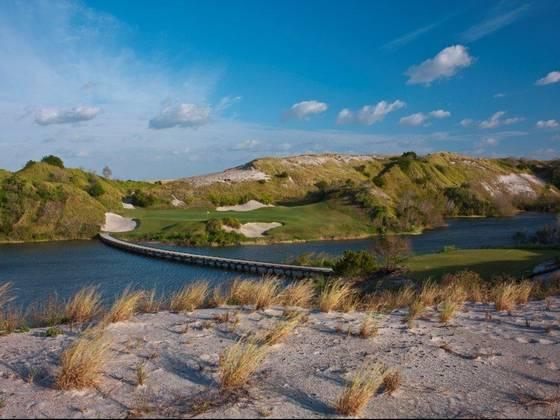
[34,106,100,125]
[336,108,354,125]
[230,139,260,151]
[460,118,474,127]
[536,119,559,129]
[479,111,522,129]
[481,137,499,146]
[461,4,530,43]
[400,113,428,126]
[380,16,450,52]
[493,92,505,98]
[430,109,451,118]
[288,100,328,120]
[536,71,560,86]
[148,104,211,129]
[406,45,474,86]
[356,100,406,125]
[215,95,242,112]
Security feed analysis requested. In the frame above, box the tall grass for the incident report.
[280,280,315,308]
[218,340,268,389]
[493,282,518,312]
[335,364,385,416]
[439,299,459,324]
[65,286,102,324]
[104,288,144,324]
[138,289,162,314]
[0,282,13,309]
[26,294,67,327]
[318,280,353,312]
[56,328,110,390]
[260,314,303,345]
[254,276,281,310]
[170,282,209,312]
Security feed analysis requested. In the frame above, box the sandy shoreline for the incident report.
[0,298,559,418]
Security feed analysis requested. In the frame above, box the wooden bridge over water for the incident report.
[99,233,334,278]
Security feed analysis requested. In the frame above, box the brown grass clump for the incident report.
[419,280,440,307]
[254,276,281,310]
[358,316,379,338]
[280,280,315,308]
[228,278,256,306]
[493,281,518,312]
[65,286,102,324]
[515,280,533,305]
[218,340,268,389]
[439,299,459,324]
[0,282,13,309]
[382,370,401,395]
[208,286,227,308]
[170,282,209,312]
[26,294,67,327]
[56,328,110,390]
[406,298,426,325]
[260,314,303,345]
[368,286,416,313]
[0,306,26,333]
[104,288,144,324]
[335,363,385,416]
[318,280,353,313]
[138,289,161,313]
[442,270,485,303]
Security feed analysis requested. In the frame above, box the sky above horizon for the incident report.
[1,0,559,179]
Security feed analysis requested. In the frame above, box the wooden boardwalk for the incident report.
[99,233,334,278]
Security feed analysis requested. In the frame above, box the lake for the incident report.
[0,212,556,306]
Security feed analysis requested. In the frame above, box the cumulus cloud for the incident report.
[34,106,100,125]
[400,113,429,126]
[481,137,499,146]
[406,45,474,86]
[400,109,450,126]
[536,71,560,86]
[479,111,522,129]
[336,108,354,125]
[148,104,211,129]
[288,100,328,120]
[430,109,451,118]
[536,119,559,129]
[338,100,405,125]
[460,118,474,127]
[230,139,260,151]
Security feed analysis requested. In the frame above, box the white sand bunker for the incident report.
[171,194,185,207]
[121,202,135,209]
[101,212,136,233]
[217,200,274,212]
[223,222,281,238]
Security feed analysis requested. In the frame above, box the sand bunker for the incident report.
[101,212,136,233]
[217,200,274,212]
[223,222,281,238]
[497,173,542,197]
[171,194,186,207]
[121,202,135,209]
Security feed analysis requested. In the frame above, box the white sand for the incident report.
[0,298,559,418]
[121,202,135,210]
[216,200,274,212]
[222,222,282,238]
[497,173,542,197]
[171,194,186,207]
[101,212,136,233]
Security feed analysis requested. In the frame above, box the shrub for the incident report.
[333,250,378,277]
[128,189,155,207]
[221,217,241,229]
[41,155,64,168]
[86,181,105,197]
[45,326,64,337]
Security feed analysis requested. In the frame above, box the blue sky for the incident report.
[0,0,559,179]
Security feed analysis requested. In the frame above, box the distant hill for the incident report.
[1,152,559,242]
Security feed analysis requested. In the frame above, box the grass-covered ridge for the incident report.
[1,152,559,243]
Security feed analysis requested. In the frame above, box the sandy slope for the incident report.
[222,222,282,238]
[217,200,274,212]
[101,212,136,233]
[0,298,559,418]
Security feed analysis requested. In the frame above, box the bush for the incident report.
[333,250,378,277]
[41,155,64,168]
[86,181,105,197]
[221,217,241,228]
[128,189,155,207]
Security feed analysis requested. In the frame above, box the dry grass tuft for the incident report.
[382,370,401,395]
[318,280,353,313]
[138,289,161,314]
[170,282,209,312]
[419,281,440,307]
[515,281,533,305]
[26,294,67,327]
[493,281,518,312]
[56,328,110,390]
[254,276,281,311]
[218,340,268,389]
[442,270,486,303]
[228,278,256,306]
[209,286,227,308]
[65,286,102,324]
[104,288,144,324]
[136,362,147,386]
[335,363,385,416]
[406,298,426,325]
[358,316,379,338]
[280,280,315,308]
[260,314,303,345]
[0,306,26,333]
[0,282,13,309]
[439,299,459,324]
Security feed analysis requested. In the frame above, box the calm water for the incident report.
[0,212,556,306]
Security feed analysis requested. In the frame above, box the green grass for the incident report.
[406,248,559,281]
[121,199,375,243]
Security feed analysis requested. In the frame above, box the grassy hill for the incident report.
[1,152,559,243]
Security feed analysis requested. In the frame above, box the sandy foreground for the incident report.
[223,222,282,238]
[1,298,559,418]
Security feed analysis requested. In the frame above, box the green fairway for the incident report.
[406,248,559,281]
[121,199,375,243]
